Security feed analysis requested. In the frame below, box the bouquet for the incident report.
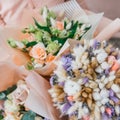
[1,1,120,120]
[7,7,91,73]
[49,38,120,120]
[0,80,43,120]
[6,0,103,76]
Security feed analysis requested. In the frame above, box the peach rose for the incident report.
[56,21,64,30]
[29,43,47,60]
[12,80,29,105]
[46,54,55,63]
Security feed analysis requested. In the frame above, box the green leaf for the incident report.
[51,21,78,46]
[26,41,37,48]
[68,21,78,38]
[21,111,36,120]
[25,62,34,70]
[33,18,51,33]
[0,85,17,100]
[0,110,4,120]
[0,93,6,100]
[7,38,17,48]
[4,85,17,95]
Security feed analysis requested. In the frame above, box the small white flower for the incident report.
[96,52,108,63]
[64,80,81,96]
[96,101,102,107]
[4,99,20,114]
[93,49,105,55]
[66,22,72,30]
[15,41,25,49]
[115,105,120,116]
[93,92,101,101]
[108,75,116,81]
[99,83,105,89]
[111,84,120,93]
[101,98,109,105]
[4,114,17,120]
[34,63,43,68]
[101,62,109,69]
[100,89,109,98]
[103,78,109,84]
[50,17,56,27]
[83,106,89,114]
[42,7,48,21]
[100,106,105,113]
[95,66,103,73]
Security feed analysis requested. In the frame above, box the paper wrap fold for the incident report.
[25,71,63,120]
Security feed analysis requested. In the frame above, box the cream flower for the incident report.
[4,114,18,120]
[4,99,20,114]
[64,80,81,96]
[12,80,29,105]
[29,43,47,59]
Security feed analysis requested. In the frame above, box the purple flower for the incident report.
[105,68,110,76]
[110,96,119,103]
[102,113,109,120]
[62,102,71,113]
[69,111,78,117]
[83,77,89,84]
[93,40,101,49]
[59,82,65,87]
[50,74,58,86]
[61,54,75,77]
[109,89,114,97]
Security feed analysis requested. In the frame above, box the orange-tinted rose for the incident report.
[29,43,47,60]
[56,21,64,30]
[46,54,55,63]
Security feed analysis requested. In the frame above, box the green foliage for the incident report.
[21,111,36,120]
[0,85,17,100]
[26,41,37,48]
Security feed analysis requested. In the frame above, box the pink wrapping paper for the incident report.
[95,18,120,41]
[0,61,28,92]
[25,71,62,120]
[0,0,64,27]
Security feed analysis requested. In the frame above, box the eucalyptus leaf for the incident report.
[0,93,6,100]
[21,111,36,120]
[0,85,17,100]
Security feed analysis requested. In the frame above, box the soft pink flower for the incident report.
[29,43,47,59]
[12,81,29,105]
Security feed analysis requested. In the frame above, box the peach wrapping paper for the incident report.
[0,61,28,92]
[95,18,120,41]
[25,71,63,120]
[0,0,64,27]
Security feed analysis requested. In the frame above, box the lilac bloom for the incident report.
[102,113,109,120]
[110,96,119,103]
[93,40,101,49]
[83,77,89,84]
[59,82,65,87]
[109,89,114,97]
[62,102,71,113]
